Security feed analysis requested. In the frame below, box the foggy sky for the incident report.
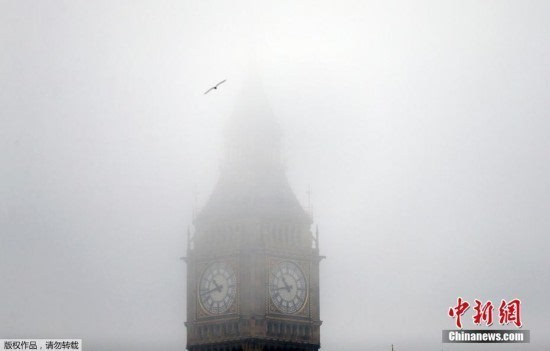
[1,1,549,350]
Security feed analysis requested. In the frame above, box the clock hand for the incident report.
[212,278,223,291]
[200,286,220,295]
[281,275,290,289]
[202,279,224,296]
[281,275,295,292]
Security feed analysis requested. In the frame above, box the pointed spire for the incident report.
[194,70,310,227]
[222,70,282,172]
[187,226,192,252]
[315,225,319,250]
[306,185,313,219]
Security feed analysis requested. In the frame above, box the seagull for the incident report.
[204,79,227,95]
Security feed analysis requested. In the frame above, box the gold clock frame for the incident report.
[196,259,239,318]
[266,258,310,316]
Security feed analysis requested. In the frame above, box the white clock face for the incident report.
[269,261,307,314]
[198,262,237,315]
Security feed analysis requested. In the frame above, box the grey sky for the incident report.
[1,1,549,350]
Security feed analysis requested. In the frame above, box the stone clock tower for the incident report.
[184,81,322,351]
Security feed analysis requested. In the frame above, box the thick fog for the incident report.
[1,1,549,350]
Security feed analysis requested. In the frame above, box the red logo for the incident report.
[448,298,522,329]
[473,300,494,326]
[448,297,470,329]
[499,299,522,328]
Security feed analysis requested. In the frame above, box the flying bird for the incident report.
[204,79,227,95]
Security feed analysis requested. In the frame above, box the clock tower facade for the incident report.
[185,83,322,351]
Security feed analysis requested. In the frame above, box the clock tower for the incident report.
[184,80,322,351]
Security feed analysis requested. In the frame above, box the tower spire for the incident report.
[186,68,322,351]
[194,73,308,227]
[222,68,281,167]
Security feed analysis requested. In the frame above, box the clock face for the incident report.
[269,261,307,314]
[198,262,237,315]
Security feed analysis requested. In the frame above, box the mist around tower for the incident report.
[1,2,550,351]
